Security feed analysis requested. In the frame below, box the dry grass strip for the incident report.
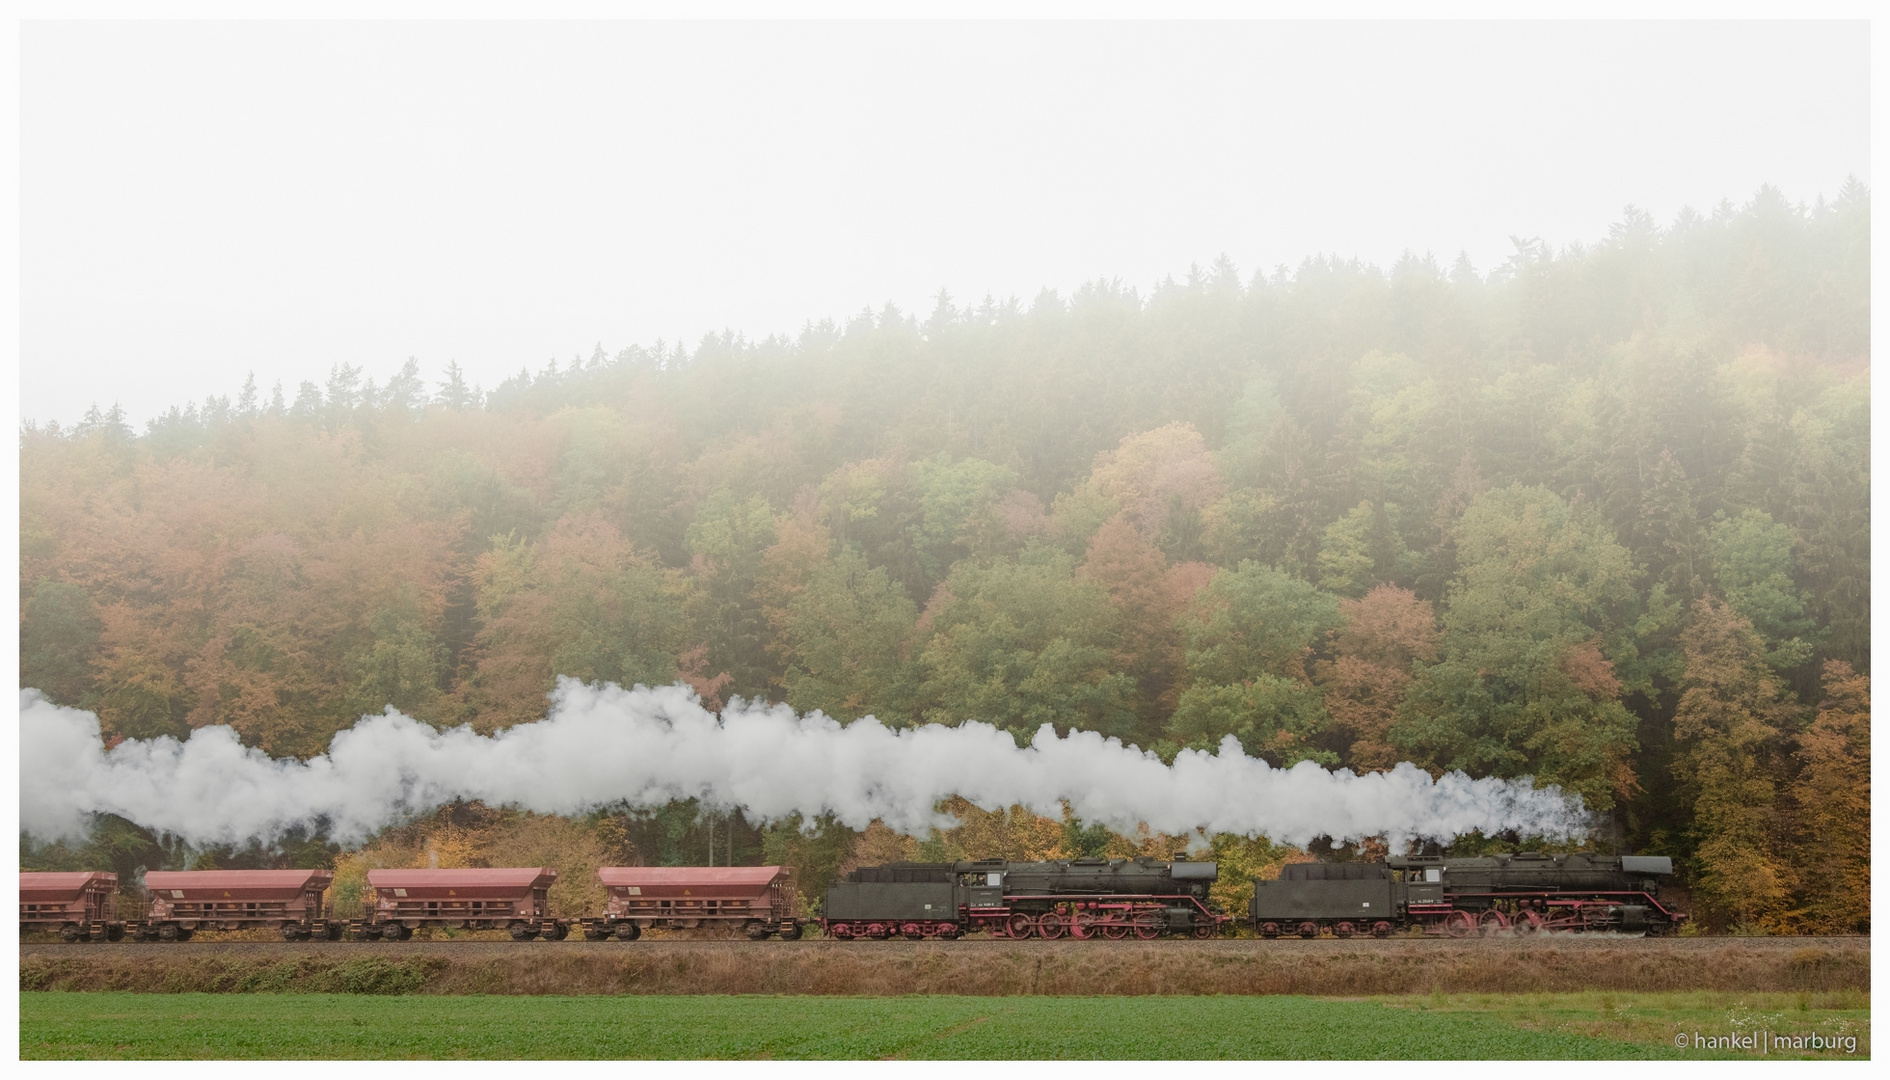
[21,940,1869,997]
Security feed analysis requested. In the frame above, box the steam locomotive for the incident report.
[822,856,1228,939]
[1249,853,1681,938]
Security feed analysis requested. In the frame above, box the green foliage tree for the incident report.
[918,544,1136,741]
[1707,509,1820,670]
[777,548,920,724]
[21,579,101,706]
[1394,485,1644,811]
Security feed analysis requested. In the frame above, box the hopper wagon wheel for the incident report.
[548,922,570,941]
[508,922,538,941]
[1133,913,1163,940]
[59,924,81,943]
[383,923,412,942]
[281,924,304,942]
[745,920,772,941]
[584,926,610,941]
[175,927,194,942]
[157,924,180,943]
[106,924,125,943]
[1444,911,1475,939]
[614,922,642,942]
[779,923,804,941]
[1007,913,1037,939]
[1193,920,1219,940]
[1035,912,1067,940]
[325,923,344,941]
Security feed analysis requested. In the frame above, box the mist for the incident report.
[21,679,1586,853]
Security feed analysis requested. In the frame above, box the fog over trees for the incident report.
[21,183,1870,932]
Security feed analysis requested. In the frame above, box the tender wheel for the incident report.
[778,923,803,941]
[1372,921,1394,938]
[1334,921,1355,939]
[1297,921,1319,939]
[614,922,642,942]
[901,923,925,941]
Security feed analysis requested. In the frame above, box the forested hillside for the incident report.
[20,183,1870,932]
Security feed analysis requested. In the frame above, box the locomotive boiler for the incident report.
[822,856,1228,940]
[1249,852,1681,938]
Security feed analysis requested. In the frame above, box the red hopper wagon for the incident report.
[363,867,565,941]
[138,869,339,941]
[20,871,124,942]
[586,866,802,940]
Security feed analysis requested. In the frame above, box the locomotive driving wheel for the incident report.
[1477,910,1510,937]
[1007,913,1037,939]
[1133,912,1163,940]
[1514,910,1544,935]
[1443,910,1475,938]
[1036,912,1067,940]
[1101,921,1130,941]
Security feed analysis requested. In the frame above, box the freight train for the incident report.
[1249,853,1681,938]
[22,851,1682,943]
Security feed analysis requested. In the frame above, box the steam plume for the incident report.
[21,680,1588,849]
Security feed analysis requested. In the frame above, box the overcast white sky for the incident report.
[18,20,1872,427]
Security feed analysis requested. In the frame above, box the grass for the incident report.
[10,991,1762,1059]
[1383,989,1870,1059]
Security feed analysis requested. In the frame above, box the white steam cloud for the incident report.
[21,680,1589,849]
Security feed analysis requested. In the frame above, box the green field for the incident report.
[25,991,1856,1060]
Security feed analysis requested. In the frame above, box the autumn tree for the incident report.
[1789,660,1869,933]
[1671,597,1800,933]
[1314,584,1440,771]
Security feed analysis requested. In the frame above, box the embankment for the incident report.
[20,937,1869,996]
